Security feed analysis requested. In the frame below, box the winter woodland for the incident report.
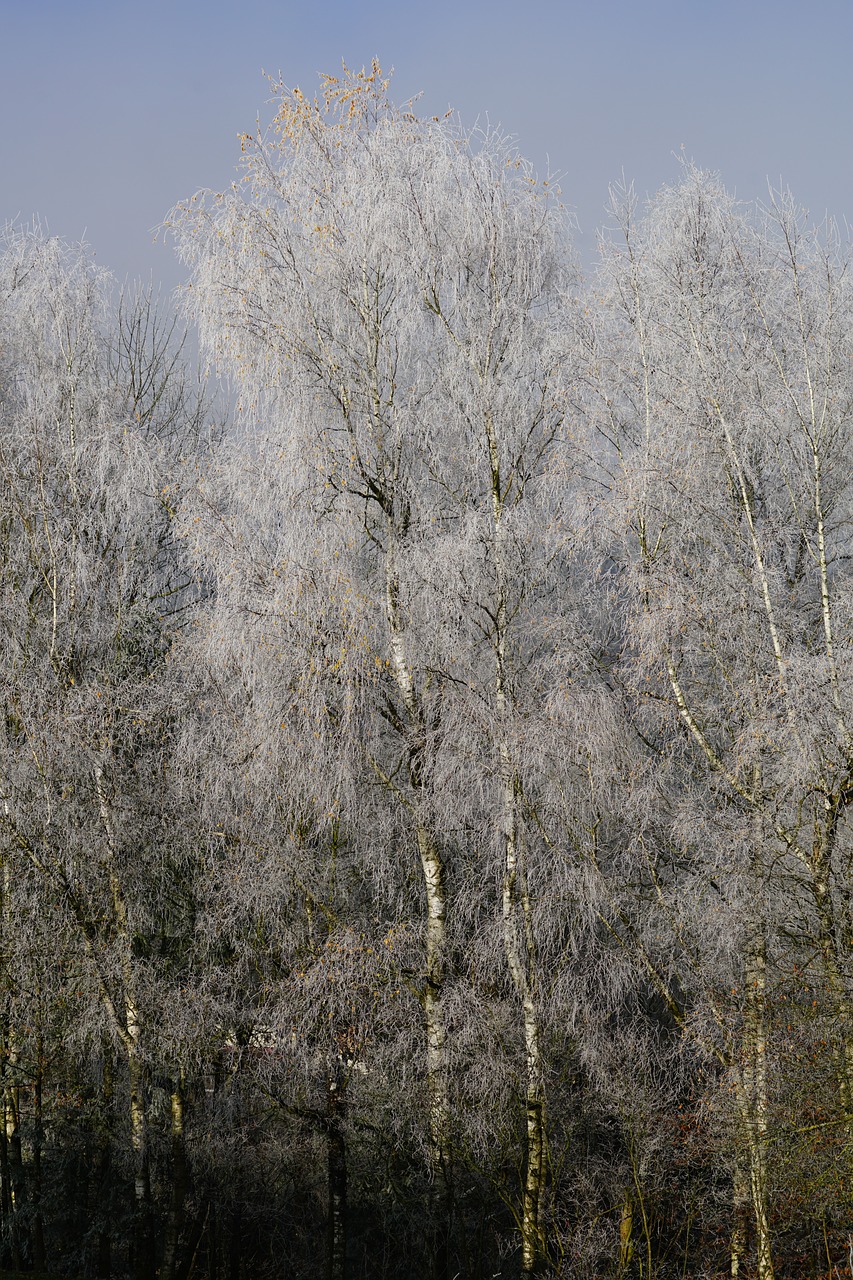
[1,63,852,1280]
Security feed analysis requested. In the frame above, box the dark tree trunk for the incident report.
[327,1062,347,1280]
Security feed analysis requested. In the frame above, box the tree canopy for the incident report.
[1,62,853,1280]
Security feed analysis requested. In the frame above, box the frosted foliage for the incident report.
[167,81,588,1260]
[154,102,853,1273]
[170,117,574,523]
[169,87,582,886]
[3,80,853,1278]
[583,170,853,1134]
[0,226,206,1072]
[597,170,853,787]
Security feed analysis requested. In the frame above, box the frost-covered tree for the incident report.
[591,166,853,1280]
[168,61,581,1275]
[0,226,206,1277]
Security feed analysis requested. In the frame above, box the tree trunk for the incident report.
[0,1101,9,1267]
[97,763,154,1279]
[32,1038,45,1272]
[734,921,773,1280]
[327,1061,347,1280]
[490,426,547,1276]
[5,1066,28,1271]
[161,1070,190,1280]
[501,821,547,1276]
[385,546,451,1227]
[129,1047,153,1280]
[227,1203,241,1280]
[730,1148,749,1279]
[811,841,853,1132]
[94,1048,114,1278]
[617,1191,634,1278]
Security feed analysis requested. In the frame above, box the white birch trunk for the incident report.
[734,918,774,1280]
[96,763,152,1278]
[810,822,853,1114]
[488,415,547,1275]
[384,547,450,1194]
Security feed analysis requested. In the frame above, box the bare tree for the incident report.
[168,62,583,1275]
[589,166,853,1280]
[0,226,207,1278]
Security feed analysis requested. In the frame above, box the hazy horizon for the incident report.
[5,0,853,298]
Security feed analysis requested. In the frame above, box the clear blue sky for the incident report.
[4,0,853,294]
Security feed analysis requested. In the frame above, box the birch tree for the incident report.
[168,62,580,1274]
[0,226,206,1278]
[169,68,461,1268]
[592,166,853,1280]
[398,136,579,1274]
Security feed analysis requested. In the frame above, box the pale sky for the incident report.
[4,0,853,295]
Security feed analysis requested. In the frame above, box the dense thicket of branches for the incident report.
[2,64,853,1280]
